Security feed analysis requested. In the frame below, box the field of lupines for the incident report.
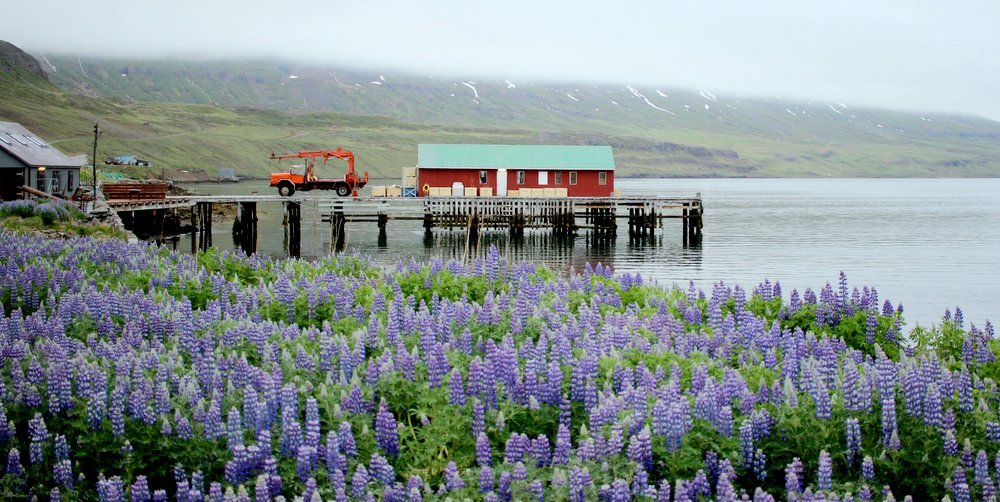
[0,228,997,501]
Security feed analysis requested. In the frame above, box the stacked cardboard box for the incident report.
[386,186,402,197]
[479,187,493,197]
[555,188,568,197]
[370,186,387,197]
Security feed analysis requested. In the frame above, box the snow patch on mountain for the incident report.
[566,92,580,102]
[699,90,717,102]
[462,82,479,98]
[827,104,843,115]
[505,80,516,89]
[656,90,668,98]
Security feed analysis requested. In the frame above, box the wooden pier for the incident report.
[106,194,702,255]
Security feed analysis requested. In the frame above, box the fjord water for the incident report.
[175,178,1000,329]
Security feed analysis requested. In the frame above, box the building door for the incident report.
[0,169,24,201]
[496,168,507,196]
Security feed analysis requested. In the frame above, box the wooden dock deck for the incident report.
[104,194,703,253]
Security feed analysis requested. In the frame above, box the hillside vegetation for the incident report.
[3,43,1000,178]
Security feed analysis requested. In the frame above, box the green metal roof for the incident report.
[418,144,615,170]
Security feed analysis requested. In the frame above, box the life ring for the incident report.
[422,183,431,195]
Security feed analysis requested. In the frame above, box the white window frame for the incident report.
[538,171,548,185]
[599,171,607,185]
[569,171,578,185]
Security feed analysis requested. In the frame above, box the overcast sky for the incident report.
[4,0,1000,120]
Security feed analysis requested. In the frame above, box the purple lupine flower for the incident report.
[952,465,971,502]
[449,369,466,406]
[552,424,571,465]
[479,466,494,493]
[785,458,803,496]
[846,417,861,468]
[297,446,317,482]
[512,461,527,481]
[568,467,591,502]
[608,479,630,502]
[627,427,653,472]
[339,422,357,458]
[476,433,492,467]
[254,474,270,502]
[861,456,875,480]
[689,470,711,499]
[6,448,22,477]
[817,450,832,491]
[739,420,755,472]
[54,434,69,462]
[132,475,151,502]
[370,452,395,486]
[352,464,370,499]
[975,449,991,487]
[54,458,73,489]
[944,429,958,456]
[443,461,464,492]
[375,401,400,457]
[497,471,512,502]
[527,479,544,501]
[472,399,486,439]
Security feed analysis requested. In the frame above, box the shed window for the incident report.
[538,171,548,185]
[569,171,578,185]
[554,172,562,184]
[517,170,525,185]
[479,170,488,184]
[599,171,607,185]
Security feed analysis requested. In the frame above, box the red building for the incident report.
[416,144,615,197]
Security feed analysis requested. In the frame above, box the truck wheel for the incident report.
[336,184,351,197]
[278,183,295,197]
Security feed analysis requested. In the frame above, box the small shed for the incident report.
[0,122,82,201]
[416,144,615,197]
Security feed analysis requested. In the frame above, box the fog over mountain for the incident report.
[3,0,1000,120]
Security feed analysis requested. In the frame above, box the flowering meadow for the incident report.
[0,230,997,501]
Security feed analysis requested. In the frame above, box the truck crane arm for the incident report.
[269,148,356,174]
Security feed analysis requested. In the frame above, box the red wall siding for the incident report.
[417,168,614,197]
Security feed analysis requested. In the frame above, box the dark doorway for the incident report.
[0,169,25,201]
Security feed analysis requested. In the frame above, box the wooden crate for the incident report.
[401,167,417,178]
[542,188,556,197]
[507,189,519,197]
[464,187,478,197]
[554,188,568,197]
[479,187,493,197]
[370,186,387,197]
[386,186,402,197]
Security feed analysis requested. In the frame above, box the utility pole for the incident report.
[91,122,102,192]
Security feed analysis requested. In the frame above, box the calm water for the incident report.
[172,178,1000,329]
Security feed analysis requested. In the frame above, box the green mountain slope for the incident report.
[6,46,1000,178]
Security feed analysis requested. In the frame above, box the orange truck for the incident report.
[269,148,369,197]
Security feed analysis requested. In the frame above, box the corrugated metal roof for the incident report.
[0,122,81,168]
[418,144,615,170]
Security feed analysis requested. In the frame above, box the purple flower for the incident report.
[568,467,591,502]
[862,455,875,480]
[54,459,73,489]
[443,461,464,492]
[817,450,832,491]
[479,466,494,493]
[6,448,23,477]
[352,464,370,499]
[476,433,492,467]
[376,401,400,457]
[846,417,861,468]
[370,452,395,486]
